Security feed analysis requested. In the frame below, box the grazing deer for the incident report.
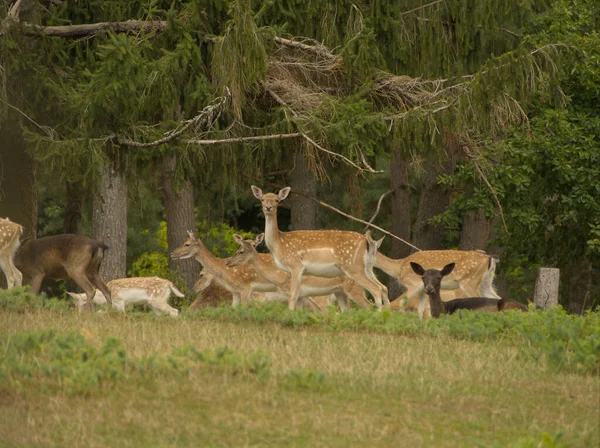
[410,262,527,318]
[375,250,500,318]
[190,271,268,310]
[226,233,372,310]
[251,186,388,310]
[68,277,181,316]
[171,231,283,307]
[0,217,23,288]
[14,234,111,310]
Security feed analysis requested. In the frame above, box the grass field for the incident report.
[0,290,598,447]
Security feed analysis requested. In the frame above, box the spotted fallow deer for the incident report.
[374,250,500,318]
[0,217,23,288]
[171,231,286,307]
[67,276,182,316]
[251,186,388,311]
[226,233,372,310]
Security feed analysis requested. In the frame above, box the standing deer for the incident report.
[375,250,500,318]
[410,261,527,318]
[0,217,23,288]
[251,186,388,310]
[14,234,111,310]
[226,233,372,310]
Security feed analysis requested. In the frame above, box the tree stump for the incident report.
[533,267,560,308]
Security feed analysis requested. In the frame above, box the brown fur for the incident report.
[14,234,111,310]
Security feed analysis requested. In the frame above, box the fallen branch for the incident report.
[186,133,301,145]
[273,36,340,61]
[21,20,168,37]
[118,89,230,148]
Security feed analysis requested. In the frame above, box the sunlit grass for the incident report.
[0,293,598,447]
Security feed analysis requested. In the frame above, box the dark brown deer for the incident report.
[410,262,528,318]
[14,234,111,310]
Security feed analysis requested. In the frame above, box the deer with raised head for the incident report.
[0,217,23,288]
[410,262,527,318]
[226,233,372,310]
[67,276,181,316]
[14,234,111,310]
[171,231,283,307]
[375,250,500,318]
[251,186,388,310]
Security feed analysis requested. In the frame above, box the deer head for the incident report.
[171,231,201,260]
[410,262,456,295]
[251,185,290,216]
[226,234,264,267]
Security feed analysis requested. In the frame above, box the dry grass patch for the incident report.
[0,308,598,447]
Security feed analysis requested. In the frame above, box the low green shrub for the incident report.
[0,287,70,313]
[0,329,271,396]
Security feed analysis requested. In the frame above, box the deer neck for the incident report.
[192,242,231,280]
[428,289,446,318]
[263,212,283,254]
[375,253,401,278]
[251,254,288,287]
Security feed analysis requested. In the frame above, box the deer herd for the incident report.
[0,185,528,318]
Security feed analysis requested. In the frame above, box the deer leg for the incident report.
[231,292,242,308]
[89,271,112,306]
[334,292,350,312]
[67,270,97,312]
[0,258,14,288]
[28,273,44,295]
[341,268,386,311]
[10,258,22,287]
[288,268,304,311]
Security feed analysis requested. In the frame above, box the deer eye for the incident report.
[184,243,190,247]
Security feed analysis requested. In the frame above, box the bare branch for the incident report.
[21,20,168,37]
[117,89,230,148]
[363,189,394,231]
[463,146,510,235]
[264,86,379,174]
[186,133,301,145]
[273,36,340,62]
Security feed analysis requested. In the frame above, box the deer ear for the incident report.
[440,263,455,276]
[410,262,425,276]
[66,292,80,300]
[251,185,263,199]
[255,233,264,245]
[233,234,244,245]
[376,236,385,248]
[278,187,291,201]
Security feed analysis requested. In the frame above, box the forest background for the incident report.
[0,0,598,311]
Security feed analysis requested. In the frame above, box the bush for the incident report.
[0,287,70,313]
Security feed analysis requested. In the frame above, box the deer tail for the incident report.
[169,282,185,297]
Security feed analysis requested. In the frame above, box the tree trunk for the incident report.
[343,166,362,219]
[63,180,84,234]
[92,158,127,282]
[162,154,198,291]
[0,130,37,239]
[287,148,317,230]
[533,267,560,309]
[413,135,460,250]
[0,125,37,288]
[388,147,412,299]
[458,208,491,250]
